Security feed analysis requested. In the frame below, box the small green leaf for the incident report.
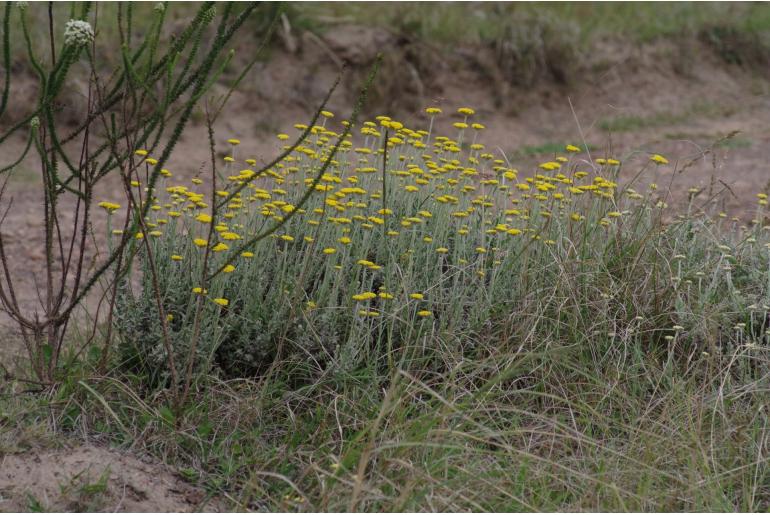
[42,344,53,366]
[158,405,175,426]
[197,420,212,438]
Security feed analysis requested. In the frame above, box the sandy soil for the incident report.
[0,444,222,512]
[1,27,770,510]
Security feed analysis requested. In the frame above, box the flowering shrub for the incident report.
[112,107,770,385]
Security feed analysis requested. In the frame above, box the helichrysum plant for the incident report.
[114,104,770,387]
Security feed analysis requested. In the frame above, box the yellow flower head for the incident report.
[352,292,377,301]
[98,201,120,212]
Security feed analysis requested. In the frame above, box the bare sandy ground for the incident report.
[0,444,222,512]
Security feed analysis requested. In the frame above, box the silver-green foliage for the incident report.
[113,134,770,386]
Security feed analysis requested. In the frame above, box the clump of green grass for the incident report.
[599,101,738,133]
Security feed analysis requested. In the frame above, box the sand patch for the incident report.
[0,444,222,512]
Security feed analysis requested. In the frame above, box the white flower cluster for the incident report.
[63,19,94,47]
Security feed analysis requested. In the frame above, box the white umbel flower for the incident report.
[64,19,94,47]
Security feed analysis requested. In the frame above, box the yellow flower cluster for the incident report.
[105,107,682,328]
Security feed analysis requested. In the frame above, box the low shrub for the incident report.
[112,109,770,390]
